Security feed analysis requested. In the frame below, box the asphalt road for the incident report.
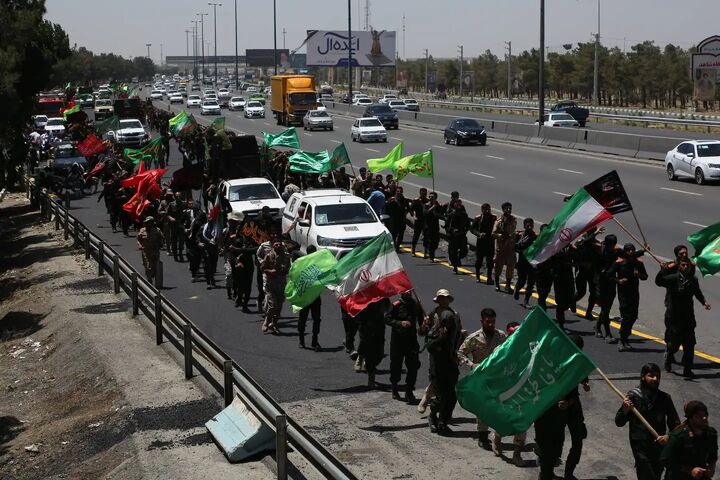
[65,97,720,412]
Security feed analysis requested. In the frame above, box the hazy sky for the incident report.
[45,0,718,63]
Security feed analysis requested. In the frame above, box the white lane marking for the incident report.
[486,155,505,160]
[553,191,571,196]
[558,168,584,175]
[330,139,342,144]
[390,136,403,141]
[660,187,703,196]
[470,172,495,179]
[432,145,448,150]
[303,132,313,136]
[365,148,381,153]
[683,221,708,228]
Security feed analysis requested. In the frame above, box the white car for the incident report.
[33,115,48,130]
[186,95,202,108]
[378,94,398,104]
[44,117,66,135]
[353,97,373,106]
[351,93,369,103]
[246,86,258,93]
[387,99,408,111]
[218,88,230,97]
[351,117,387,143]
[203,89,217,97]
[150,90,163,100]
[244,101,265,118]
[228,96,246,111]
[281,190,389,257]
[219,178,285,219]
[204,94,218,102]
[200,100,221,115]
[403,99,419,111]
[537,112,579,127]
[169,92,184,104]
[112,119,149,148]
[303,110,333,131]
[666,140,720,185]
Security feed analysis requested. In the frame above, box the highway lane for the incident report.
[153,97,719,355]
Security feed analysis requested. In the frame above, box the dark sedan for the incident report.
[363,104,399,130]
[443,118,487,146]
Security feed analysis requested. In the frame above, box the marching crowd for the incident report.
[31,101,718,480]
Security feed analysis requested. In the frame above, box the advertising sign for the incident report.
[246,49,290,67]
[427,71,437,93]
[691,35,720,101]
[397,70,409,88]
[305,30,396,67]
[461,71,475,93]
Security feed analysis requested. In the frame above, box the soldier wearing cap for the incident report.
[423,288,463,435]
[385,290,423,402]
[137,216,164,283]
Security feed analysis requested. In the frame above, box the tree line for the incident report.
[394,41,708,110]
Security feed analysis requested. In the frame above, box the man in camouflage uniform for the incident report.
[137,216,164,283]
[457,308,528,467]
[493,202,517,293]
[259,237,291,334]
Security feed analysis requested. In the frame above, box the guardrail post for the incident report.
[275,415,288,480]
[154,259,163,289]
[64,191,70,209]
[84,230,91,259]
[131,273,139,316]
[98,241,105,276]
[63,208,69,240]
[54,204,60,231]
[112,254,120,294]
[223,360,234,407]
[155,294,163,345]
[183,324,193,379]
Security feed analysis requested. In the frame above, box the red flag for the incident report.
[77,133,106,157]
[85,161,105,179]
[121,169,166,222]
[121,167,165,189]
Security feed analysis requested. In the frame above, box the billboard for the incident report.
[427,71,437,93]
[397,70,409,88]
[461,71,475,93]
[691,35,720,101]
[305,30,396,67]
[246,49,290,67]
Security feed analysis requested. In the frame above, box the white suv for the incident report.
[281,190,389,257]
[219,178,286,219]
[666,140,720,185]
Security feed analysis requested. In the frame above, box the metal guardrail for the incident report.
[32,188,358,480]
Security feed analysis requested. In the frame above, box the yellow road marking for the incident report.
[400,246,720,365]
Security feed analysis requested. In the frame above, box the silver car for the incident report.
[303,110,334,131]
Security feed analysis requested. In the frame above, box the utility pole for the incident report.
[234,0,239,91]
[457,45,464,97]
[273,0,277,75]
[198,13,208,84]
[538,0,545,124]
[364,0,370,31]
[402,14,405,59]
[347,0,352,111]
[185,30,190,75]
[423,48,429,93]
[593,0,600,105]
[505,41,512,98]
[282,28,286,49]
[160,43,163,66]
[209,3,222,87]
[191,21,199,80]
[146,43,151,60]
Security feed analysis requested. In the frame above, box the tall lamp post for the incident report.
[197,13,208,84]
[185,30,191,75]
[538,0,545,125]
[593,0,600,106]
[209,3,222,87]
[146,43,152,59]
[273,0,278,75]
[191,21,199,80]
[234,0,239,91]
[347,0,352,110]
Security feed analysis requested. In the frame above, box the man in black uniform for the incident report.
[356,299,389,388]
[595,234,621,343]
[233,225,256,312]
[409,188,427,255]
[661,400,717,480]
[423,192,442,260]
[513,218,537,305]
[385,291,423,403]
[470,203,497,284]
[553,246,576,330]
[445,197,470,273]
[297,246,323,351]
[615,243,649,351]
[167,192,187,261]
[655,259,711,377]
[615,363,680,480]
[572,227,601,319]
[534,224,553,311]
[385,186,409,252]
[425,289,463,435]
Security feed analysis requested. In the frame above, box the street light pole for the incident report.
[273,0,278,75]
[347,0,352,109]
[146,43,152,60]
[185,30,191,75]
[457,45,463,97]
[197,13,208,84]
[160,43,164,66]
[538,0,545,124]
[234,0,239,91]
[593,0,600,105]
[209,3,222,87]
[505,41,512,98]
[191,21,199,80]
[423,48,428,93]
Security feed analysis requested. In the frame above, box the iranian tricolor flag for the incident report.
[330,233,413,317]
[525,170,633,265]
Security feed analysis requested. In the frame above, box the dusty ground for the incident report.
[0,193,272,480]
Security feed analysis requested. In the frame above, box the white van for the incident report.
[219,178,286,219]
[281,190,389,257]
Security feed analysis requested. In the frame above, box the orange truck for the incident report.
[270,75,318,126]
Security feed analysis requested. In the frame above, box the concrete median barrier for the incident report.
[574,129,641,157]
[488,120,509,140]
[636,136,682,161]
[541,126,583,149]
[504,122,538,143]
